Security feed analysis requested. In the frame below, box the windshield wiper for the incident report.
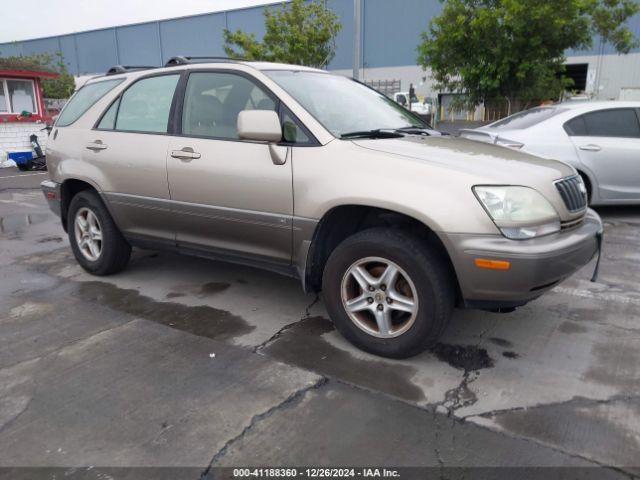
[340,129,405,139]
[395,126,445,136]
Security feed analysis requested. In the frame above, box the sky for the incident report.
[0,0,277,43]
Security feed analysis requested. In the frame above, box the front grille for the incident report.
[555,175,587,212]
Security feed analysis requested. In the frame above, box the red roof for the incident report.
[0,69,58,79]
[0,59,58,78]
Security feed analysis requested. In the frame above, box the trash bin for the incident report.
[7,150,34,171]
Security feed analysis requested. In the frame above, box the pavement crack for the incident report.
[431,406,447,478]
[200,376,328,477]
[253,294,320,354]
[464,393,640,421]
[441,370,481,416]
[471,422,638,478]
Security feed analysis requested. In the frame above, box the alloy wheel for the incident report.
[340,256,419,338]
[74,207,103,261]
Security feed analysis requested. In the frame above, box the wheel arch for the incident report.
[575,168,595,204]
[302,204,462,304]
[59,178,101,231]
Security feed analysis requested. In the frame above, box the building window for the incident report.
[0,81,6,112]
[0,78,37,114]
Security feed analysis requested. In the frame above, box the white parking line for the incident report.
[0,173,48,180]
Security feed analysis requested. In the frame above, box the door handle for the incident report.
[86,140,107,151]
[579,144,601,152]
[170,147,201,161]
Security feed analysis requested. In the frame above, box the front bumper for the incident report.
[441,209,603,309]
[41,180,62,217]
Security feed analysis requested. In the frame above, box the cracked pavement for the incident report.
[1,168,639,478]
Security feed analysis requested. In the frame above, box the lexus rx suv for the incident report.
[41,57,603,358]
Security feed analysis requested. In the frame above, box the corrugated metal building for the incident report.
[1,0,639,100]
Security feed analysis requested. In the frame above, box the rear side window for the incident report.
[488,107,566,130]
[115,75,179,133]
[564,108,640,138]
[56,79,123,127]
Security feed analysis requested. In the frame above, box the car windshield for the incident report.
[487,106,567,130]
[265,70,427,137]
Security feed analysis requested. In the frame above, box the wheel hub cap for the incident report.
[340,256,419,339]
[74,207,103,262]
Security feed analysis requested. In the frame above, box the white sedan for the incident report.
[460,101,640,205]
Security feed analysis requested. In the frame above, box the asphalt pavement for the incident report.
[0,167,639,479]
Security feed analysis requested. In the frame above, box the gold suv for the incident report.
[41,57,602,358]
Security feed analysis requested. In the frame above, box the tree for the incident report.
[0,51,75,98]
[41,52,76,99]
[417,0,640,111]
[224,0,342,68]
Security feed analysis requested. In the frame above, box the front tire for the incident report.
[67,190,131,275]
[322,228,455,359]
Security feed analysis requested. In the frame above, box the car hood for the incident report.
[352,135,575,183]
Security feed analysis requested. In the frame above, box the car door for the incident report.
[565,108,640,201]
[86,73,180,241]
[166,70,293,266]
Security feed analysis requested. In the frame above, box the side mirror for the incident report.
[237,110,282,143]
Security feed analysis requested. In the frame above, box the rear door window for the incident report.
[115,75,179,133]
[56,79,123,127]
[488,107,566,130]
[565,108,640,138]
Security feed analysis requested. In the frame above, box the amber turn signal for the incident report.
[474,258,511,270]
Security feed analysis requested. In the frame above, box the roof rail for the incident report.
[106,65,157,76]
[164,56,246,67]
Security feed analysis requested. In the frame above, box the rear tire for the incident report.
[67,190,131,275]
[322,228,455,359]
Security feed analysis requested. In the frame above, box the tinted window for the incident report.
[56,79,123,127]
[578,109,640,138]
[488,107,567,130]
[116,75,179,133]
[97,99,119,130]
[182,72,277,139]
[564,115,587,136]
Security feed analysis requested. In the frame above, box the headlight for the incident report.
[473,186,560,239]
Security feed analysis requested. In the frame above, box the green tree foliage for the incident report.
[0,51,75,98]
[224,0,342,68]
[417,0,640,110]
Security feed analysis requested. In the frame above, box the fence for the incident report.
[436,96,557,124]
[364,79,402,97]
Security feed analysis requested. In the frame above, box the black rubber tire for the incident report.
[322,228,455,359]
[578,172,592,205]
[67,190,131,275]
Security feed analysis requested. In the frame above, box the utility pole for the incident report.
[353,0,361,80]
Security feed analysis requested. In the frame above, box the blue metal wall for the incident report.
[0,0,637,76]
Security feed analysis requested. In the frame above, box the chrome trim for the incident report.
[554,175,588,213]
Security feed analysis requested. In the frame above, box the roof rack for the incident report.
[164,56,246,67]
[106,65,157,76]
